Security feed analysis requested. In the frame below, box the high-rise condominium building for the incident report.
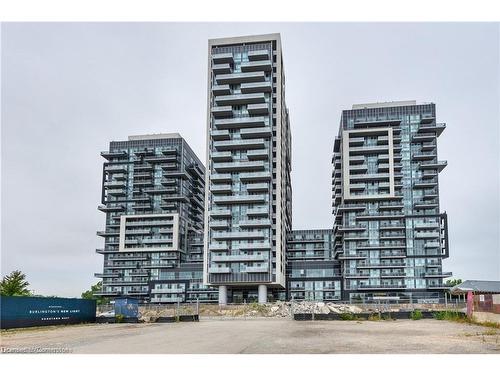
[203,33,292,304]
[332,101,451,303]
[95,133,217,303]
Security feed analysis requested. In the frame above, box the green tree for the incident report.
[445,279,463,287]
[81,281,110,305]
[0,270,33,296]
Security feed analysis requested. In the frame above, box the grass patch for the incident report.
[433,310,465,322]
[410,310,423,320]
[433,310,500,329]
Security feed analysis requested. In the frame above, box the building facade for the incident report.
[332,101,451,303]
[286,229,342,301]
[95,133,217,303]
[203,33,292,304]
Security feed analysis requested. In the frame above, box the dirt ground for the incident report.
[1,318,499,354]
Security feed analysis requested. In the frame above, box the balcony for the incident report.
[212,253,267,262]
[247,103,269,115]
[211,129,230,140]
[213,160,265,173]
[414,179,438,189]
[215,71,266,85]
[380,251,406,259]
[240,81,272,93]
[418,122,446,137]
[210,173,232,183]
[96,230,119,237]
[355,212,405,220]
[414,201,439,210]
[107,188,126,196]
[248,50,269,61]
[213,116,267,129]
[160,178,177,186]
[237,242,271,250]
[211,106,233,118]
[209,267,232,274]
[214,139,265,151]
[238,219,271,228]
[246,183,269,192]
[424,271,453,278]
[212,52,233,64]
[209,220,230,229]
[357,262,405,269]
[213,63,231,74]
[353,119,401,127]
[240,60,272,72]
[213,194,266,205]
[419,160,447,172]
[101,150,128,160]
[414,222,440,229]
[350,173,390,182]
[357,284,406,290]
[414,231,440,239]
[247,207,269,217]
[209,209,232,218]
[215,92,266,106]
[212,231,266,240]
[240,127,272,139]
[211,151,233,162]
[209,243,230,251]
[412,133,436,142]
[336,225,367,232]
[349,145,389,155]
[247,149,269,160]
[239,171,272,182]
[412,152,437,161]
[380,272,406,278]
[212,84,232,95]
[98,204,125,212]
[379,202,404,210]
[242,266,269,273]
[210,184,232,194]
[105,164,128,173]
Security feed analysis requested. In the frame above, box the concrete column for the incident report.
[218,285,227,306]
[258,285,267,304]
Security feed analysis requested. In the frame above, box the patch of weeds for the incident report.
[115,314,125,323]
[410,310,423,320]
[482,328,499,336]
[380,312,393,321]
[339,313,355,321]
[368,313,381,321]
[477,321,500,329]
[247,302,267,315]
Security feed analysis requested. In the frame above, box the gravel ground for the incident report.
[1,319,499,354]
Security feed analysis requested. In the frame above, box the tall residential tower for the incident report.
[332,101,451,303]
[203,34,292,304]
[96,133,217,303]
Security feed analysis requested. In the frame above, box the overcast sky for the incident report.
[1,23,499,297]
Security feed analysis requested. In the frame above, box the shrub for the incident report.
[380,312,393,320]
[339,313,355,321]
[411,310,423,320]
[115,314,125,323]
[368,313,381,321]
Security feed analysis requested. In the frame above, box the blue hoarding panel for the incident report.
[0,296,96,329]
[114,298,138,318]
